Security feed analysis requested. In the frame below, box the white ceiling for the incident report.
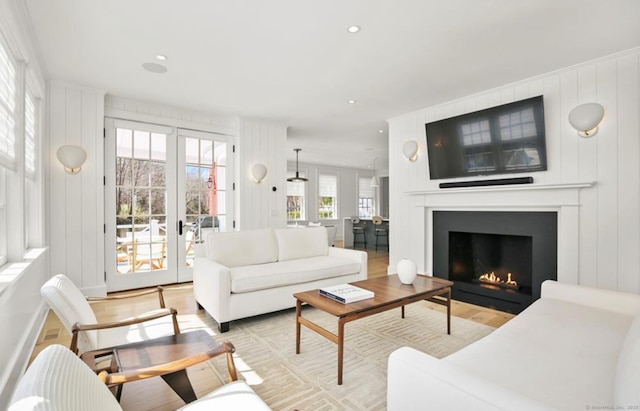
[24,0,640,170]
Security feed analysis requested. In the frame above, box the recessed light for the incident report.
[378,129,384,133]
[348,99,357,104]
[155,54,168,61]
[142,62,168,74]
[347,25,361,33]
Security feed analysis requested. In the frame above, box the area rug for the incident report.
[172,303,495,411]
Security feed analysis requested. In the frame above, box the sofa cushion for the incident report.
[446,298,633,410]
[615,311,640,406]
[274,227,329,261]
[229,256,360,293]
[205,229,278,268]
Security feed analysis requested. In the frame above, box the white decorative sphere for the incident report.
[397,258,417,284]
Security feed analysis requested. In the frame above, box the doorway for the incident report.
[104,119,234,292]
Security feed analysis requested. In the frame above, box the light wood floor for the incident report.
[31,243,514,409]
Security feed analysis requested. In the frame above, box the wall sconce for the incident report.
[568,103,605,137]
[402,140,419,162]
[251,163,268,183]
[56,145,87,174]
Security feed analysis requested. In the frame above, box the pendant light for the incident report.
[371,157,379,188]
[287,148,308,182]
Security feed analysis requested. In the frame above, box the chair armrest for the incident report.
[70,308,180,354]
[87,286,166,308]
[387,347,554,411]
[105,340,237,385]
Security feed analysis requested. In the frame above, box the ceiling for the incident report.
[24,0,640,170]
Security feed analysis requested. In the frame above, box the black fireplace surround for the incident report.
[433,211,557,314]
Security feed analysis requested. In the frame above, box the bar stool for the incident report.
[351,217,367,249]
[372,216,388,252]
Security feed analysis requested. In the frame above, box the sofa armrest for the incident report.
[328,247,368,280]
[387,347,554,411]
[541,280,640,316]
[193,257,232,323]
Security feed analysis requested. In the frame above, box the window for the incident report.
[318,173,337,220]
[0,167,6,266]
[0,35,16,170]
[358,177,374,218]
[287,170,306,220]
[24,89,36,178]
[0,35,15,265]
[23,88,38,249]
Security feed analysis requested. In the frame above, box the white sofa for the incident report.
[194,226,367,332]
[387,280,640,410]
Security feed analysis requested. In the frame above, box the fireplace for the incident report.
[433,211,557,314]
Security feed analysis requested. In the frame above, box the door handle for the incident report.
[178,220,184,236]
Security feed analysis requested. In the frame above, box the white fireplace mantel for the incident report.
[407,181,596,208]
[404,181,596,286]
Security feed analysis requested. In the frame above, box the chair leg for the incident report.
[161,369,198,403]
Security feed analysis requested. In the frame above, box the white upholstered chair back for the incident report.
[11,345,273,411]
[40,274,99,353]
[9,344,122,411]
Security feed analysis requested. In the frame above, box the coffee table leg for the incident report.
[161,369,197,403]
[338,318,345,385]
[446,287,451,335]
[295,299,302,354]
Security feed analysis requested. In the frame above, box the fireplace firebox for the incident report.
[433,211,557,314]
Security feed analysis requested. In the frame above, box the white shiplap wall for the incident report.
[47,93,288,294]
[237,118,287,230]
[48,82,106,295]
[388,47,640,294]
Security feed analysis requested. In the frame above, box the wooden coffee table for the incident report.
[294,274,453,385]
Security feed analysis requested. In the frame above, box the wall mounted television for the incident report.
[425,96,547,180]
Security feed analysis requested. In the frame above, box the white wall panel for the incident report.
[596,60,620,290]
[237,118,287,230]
[617,55,640,294]
[388,47,640,294]
[48,82,105,294]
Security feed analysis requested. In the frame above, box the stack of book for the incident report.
[319,284,374,304]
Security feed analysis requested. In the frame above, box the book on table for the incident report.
[319,284,375,304]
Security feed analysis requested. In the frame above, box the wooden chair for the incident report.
[41,274,180,355]
[129,240,166,270]
[9,344,272,411]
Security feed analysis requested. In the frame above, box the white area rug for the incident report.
[177,303,495,411]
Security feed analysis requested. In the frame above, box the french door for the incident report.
[105,119,234,292]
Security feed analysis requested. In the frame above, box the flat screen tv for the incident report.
[425,96,547,180]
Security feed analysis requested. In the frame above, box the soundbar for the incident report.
[439,177,533,189]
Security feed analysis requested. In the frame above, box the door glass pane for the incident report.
[115,128,167,274]
[184,137,226,267]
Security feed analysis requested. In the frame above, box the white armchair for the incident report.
[9,344,272,411]
[41,274,180,354]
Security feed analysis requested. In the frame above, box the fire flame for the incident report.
[478,271,518,287]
